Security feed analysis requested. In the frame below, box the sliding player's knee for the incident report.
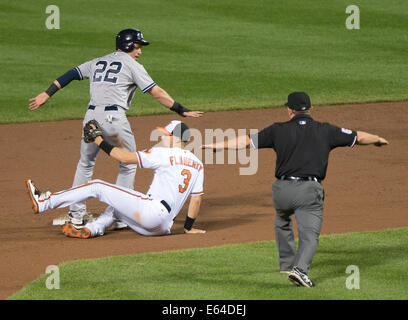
[89,179,104,184]
[86,179,107,199]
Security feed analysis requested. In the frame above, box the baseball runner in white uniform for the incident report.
[28,29,203,227]
[26,121,206,238]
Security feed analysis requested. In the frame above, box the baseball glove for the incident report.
[83,119,103,143]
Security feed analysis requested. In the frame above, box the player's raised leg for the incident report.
[26,179,170,238]
[33,179,136,213]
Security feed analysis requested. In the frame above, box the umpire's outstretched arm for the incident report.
[202,135,251,151]
[356,131,388,146]
[202,130,388,150]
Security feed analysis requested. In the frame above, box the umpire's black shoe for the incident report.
[288,267,315,287]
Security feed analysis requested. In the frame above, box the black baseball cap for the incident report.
[156,120,191,142]
[285,92,311,111]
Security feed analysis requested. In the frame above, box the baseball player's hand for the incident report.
[83,120,103,143]
[28,92,50,110]
[374,137,389,147]
[184,228,206,234]
[182,111,204,118]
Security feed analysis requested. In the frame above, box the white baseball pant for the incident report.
[39,179,173,237]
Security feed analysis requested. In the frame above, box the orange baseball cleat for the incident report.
[62,222,92,239]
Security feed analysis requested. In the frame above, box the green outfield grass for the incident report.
[0,0,407,123]
[9,228,408,300]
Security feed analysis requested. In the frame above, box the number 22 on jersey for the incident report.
[179,169,191,193]
[92,61,122,83]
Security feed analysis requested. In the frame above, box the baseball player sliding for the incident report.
[26,120,205,238]
[28,28,203,228]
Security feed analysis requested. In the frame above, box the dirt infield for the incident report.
[0,101,407,299]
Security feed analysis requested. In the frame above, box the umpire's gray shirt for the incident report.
[76,51,156,110]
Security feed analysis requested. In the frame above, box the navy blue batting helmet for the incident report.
[116,28,149,52]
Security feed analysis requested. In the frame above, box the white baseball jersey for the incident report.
[136,147,204,220]
[76,51,156,109]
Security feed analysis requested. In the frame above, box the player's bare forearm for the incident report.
[356,131,389,147]
[28,80,61,110]
[202,135,250,151]
[187,195,202,219]
[30,64,83,111]
[184,195,205,234]
[110,148,139,164]
[94,136,139,164]
[149,85,203,118]
[149,85,174,108]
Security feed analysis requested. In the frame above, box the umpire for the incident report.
[203,92,388,287]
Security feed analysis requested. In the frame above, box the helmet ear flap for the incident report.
[116,38,134,52]
[123,41,135,52]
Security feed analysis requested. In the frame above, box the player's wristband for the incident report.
[99,140,114,155]
[184,216,196,231]
[170,101,191,117]
[45,83,59,97]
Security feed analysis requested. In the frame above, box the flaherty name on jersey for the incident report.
[169,156,203,171]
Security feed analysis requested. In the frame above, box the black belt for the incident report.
[160,200,171,213]
[280,176,321,183]
[88,105,118,111]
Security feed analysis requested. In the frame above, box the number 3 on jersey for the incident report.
[179,169,191,193]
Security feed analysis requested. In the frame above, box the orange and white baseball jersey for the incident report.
[136,147,204,220]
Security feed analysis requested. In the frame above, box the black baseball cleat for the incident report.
[26,179,42,214]
[288,267,315,287]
